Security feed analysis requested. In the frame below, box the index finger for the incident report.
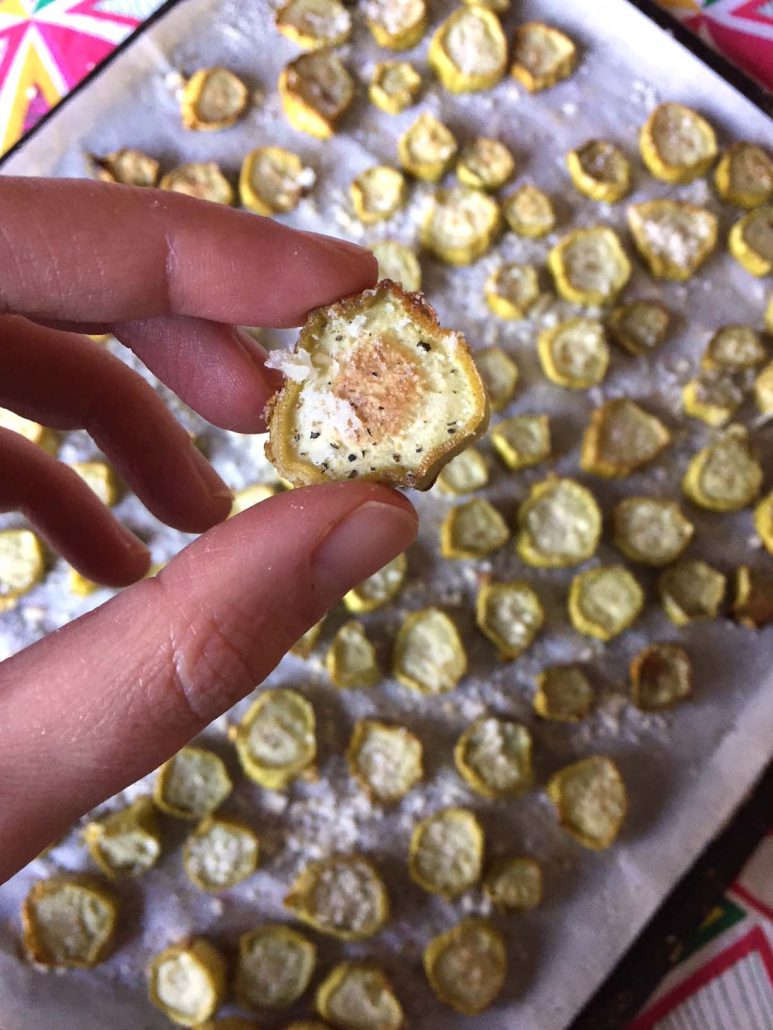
[0,178,377,327]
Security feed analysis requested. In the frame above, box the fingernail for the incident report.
[312,500,418,608]
[190,445,233,504]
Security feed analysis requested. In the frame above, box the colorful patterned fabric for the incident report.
[631,831,773,1029]
[0,1,769,157]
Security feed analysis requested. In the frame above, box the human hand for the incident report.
[0,179,418,882]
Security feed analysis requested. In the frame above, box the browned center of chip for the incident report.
[333,335,423,435]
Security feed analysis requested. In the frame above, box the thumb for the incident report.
[0,482,417,880]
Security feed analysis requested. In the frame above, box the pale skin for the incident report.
[0,179,419,883]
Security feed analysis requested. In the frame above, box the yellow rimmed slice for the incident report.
[22,877,118,968]
[484,857,542,910]
[568,564,644,641]
[424,918,506,1015]
[476,580,544,660]
[729,206,773,277]
[682,426,762,512]
[291,618,325,658]
[548,756,627,850]
[703,324,767,370]
[240,147,314,215]
[365,0,427,50]
[326,620,380,689]
[511,21,577,93]
[755,490,773,556]
[567,140,631,203]
[421,185,501,265]
[581,398,671,477]
[491,413,551,470]
[347,719,423,804]
[409,807,484,896]
[549,226,631,305]
[612,496,694,567]
[236,924,316,1010]
[233,688,316,789]
[279,51,354,139]
[160,162,233,204]
[0,528,45,612]
[369,60,421,114]
[344,552,408,613]
[93,148,159,187]
[351,166,406,224]
[436,447,489,494]
[682,368,746,427]
[393,607,467,695]
[630,643,692,711]
[457,137,515,191]
[265,281,489,489]
[440,497,509,559]
[640,102,717,183]
[316,961,403,1030]
[70,460,119,506]
[503,183,555,238]
[606,299,671,356]
[83,797,161,880]
[154,746,232,820]
[429,6,507,93]
[455,716,533,796]
[628,199,718,280]
[516,477,602,568]
[659,559,726,625]
[715,142,773,209]
[370,240,422,292]
[733,566,773,629]
[754,360,773,414]
[285,854,390,941]
[538,316,610,389]
[534,664,594,722]
[485,262,541,319]
[475,346,519,412]
[181,67,248,131]
[276,0,352,49]
[148,939,226,1027]
[183,816,259,892]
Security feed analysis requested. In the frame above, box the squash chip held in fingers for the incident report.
[682,426,762,512]
[236,924,316,1010]
[285,854,390,940]
[639,102,717,184]
[715,142,773,209]
[630,643,692,711]
[729,207,773,277]
[511,21,577,93]
[421,186,501,265]
[424,918,506,1015]
[22,877,118,968]
[628,200,718,280]
[181,67,248,131]
[265,281,488,489]
[409,807,484,896]
[279,51,354,139]
[393,607,467,695]
[369,60,421,115]
[429,6,507,93]
[549,226,631,306]
[316,961,404,1030]
[516,477,602,568]
[234,689,316,789]
[548,756,627,850]
[148,939,226,1027]
[347,719,423,804]
[567,140,631,203]
[240,147,313,215]
[455,716,533,796]
[276,0,352,49]
[581,398,671,477]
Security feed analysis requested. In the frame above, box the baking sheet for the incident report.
[1,1,772,1028]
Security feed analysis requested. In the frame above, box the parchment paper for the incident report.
[0,1,771,1028]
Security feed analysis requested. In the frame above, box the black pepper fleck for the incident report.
[348,454,357,462]
[310,431,320,439]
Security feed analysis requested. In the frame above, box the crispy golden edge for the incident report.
[580,400,671,478]
[630,643,692,711]
[148,939,227,1025]
[568,565,644,641]
[316,960,404,1027]
[429,7,507,93]
[393,607,467,694]
[547,757,627,850]
[285,855,390,940]
[236,924,316,1009]
[627,200,718,280]
[22,876,118,968]
[233,689,316,789]
[639,103,717,183]
[455,716,533,796]
[516,477,602,568]
[266,281,489,490]
[181,67,248,131]
[346,719,424,803]
[409,807,484,895]
[511,21,577,93]
[548,227,631,305]
[475,581,544,660]
[423,918,506,1015]
[729,208,773,277]
[153,746,232,819]
[183,816,259,891]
